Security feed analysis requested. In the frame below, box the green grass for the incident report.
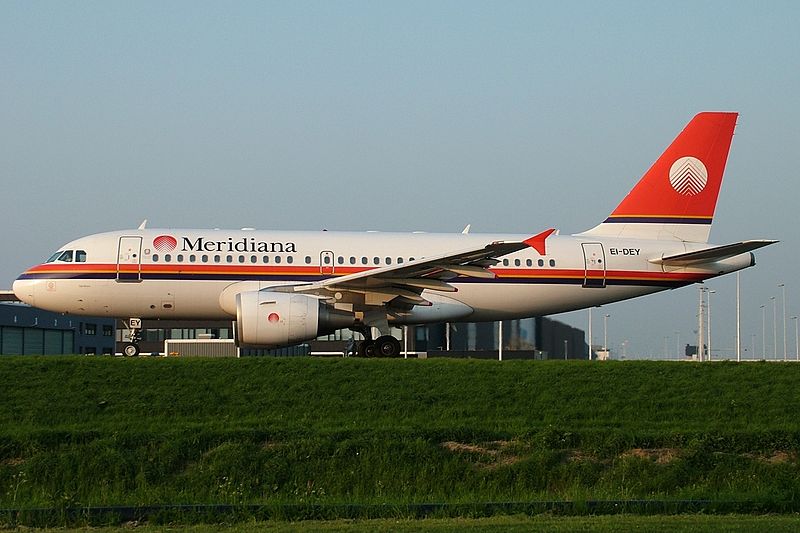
[2,357,800,523]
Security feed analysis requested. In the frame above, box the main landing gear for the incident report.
[350,325,402,358]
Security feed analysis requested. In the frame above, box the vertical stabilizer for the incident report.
[580,112,738,242]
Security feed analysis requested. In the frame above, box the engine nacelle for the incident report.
[235,291,354,347]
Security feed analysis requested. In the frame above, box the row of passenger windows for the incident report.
[150,254,417,265]
[46,250,87,263]
[502,258,557,267]
[149,254,557,267]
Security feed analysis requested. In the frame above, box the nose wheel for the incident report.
[122,318,142,357]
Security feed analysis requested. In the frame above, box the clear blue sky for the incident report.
[2,1,798,358]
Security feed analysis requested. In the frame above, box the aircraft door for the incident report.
[117,236,143,282]
[581,243,606,288]
[320,251,335,276]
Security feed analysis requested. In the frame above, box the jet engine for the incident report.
[235,291,354,347]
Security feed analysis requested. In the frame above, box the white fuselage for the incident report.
[12,228,753,323]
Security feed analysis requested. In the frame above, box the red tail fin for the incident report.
[582,112,738,242]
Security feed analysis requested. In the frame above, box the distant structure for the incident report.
[0,302,115,355]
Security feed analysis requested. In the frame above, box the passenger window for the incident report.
[526,259,532,267]
[361,257,368,265]
[189,255,196,263]
[514,259,521,266]
[165,254,172,262]
[502,259,509,266]
[538,259,544,267]
[373,257,380,265]
[409,257,415,262]
[238,255,245,263]
[152,254,159,262]
[350,257,356,265]
[275,256,282,264]
[75,250,87,262]
[386,257,392,265]
[323,255,331,264]
[305,256,312,264]
[250,255,257,264]
[398,257,404,264]
[226,255,233,263]
[214,255,221,263]
[549,259,556,267]
[202,255,208,263]
[177,254,184,262]
[337,256,344,265]
[287,256,294,264]
[263,256,269,263]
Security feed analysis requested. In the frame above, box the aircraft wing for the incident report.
[280,239,531,307]
[650,240,778,267]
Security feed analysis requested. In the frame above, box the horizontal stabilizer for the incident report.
[650,240,778,266]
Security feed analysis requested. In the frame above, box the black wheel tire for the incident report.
[123,343,140,357]
[362,341,378,358]
[376,335,401,357]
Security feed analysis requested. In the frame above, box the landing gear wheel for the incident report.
[375,335,401,357]
[123,343,140,357]
[357,341,377,357]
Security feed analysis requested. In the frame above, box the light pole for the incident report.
[761,304,766,359]
[772,296,777,359]
[792,316,799,361]
[707,289,715,361]
[736,272,741,361]
[675,331,681,359]
[603,314,610,356]
[588,307,593,361]
[779,284,787,361]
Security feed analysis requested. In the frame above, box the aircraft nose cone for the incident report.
[12,278,36,306]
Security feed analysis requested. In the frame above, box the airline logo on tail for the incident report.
[669,156,707,196]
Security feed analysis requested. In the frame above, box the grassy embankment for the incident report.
[2,356,800,520]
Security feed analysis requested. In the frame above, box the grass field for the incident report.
[1,356,800,525]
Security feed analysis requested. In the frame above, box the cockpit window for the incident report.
[75,250,87,263]
[57,250,74,262]
[46,251,63,263]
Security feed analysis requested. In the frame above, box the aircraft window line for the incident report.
[76,250,87,263]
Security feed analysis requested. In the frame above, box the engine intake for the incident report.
[235,291,353,347]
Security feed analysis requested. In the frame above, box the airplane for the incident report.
[13,112,776,357]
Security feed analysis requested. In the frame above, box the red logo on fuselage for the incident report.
[153,235,178,252]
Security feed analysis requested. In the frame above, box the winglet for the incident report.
[524,228,556,255]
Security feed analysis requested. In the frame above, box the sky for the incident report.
[2,1,799,359]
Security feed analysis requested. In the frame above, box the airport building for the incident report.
[0,302,116,355]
